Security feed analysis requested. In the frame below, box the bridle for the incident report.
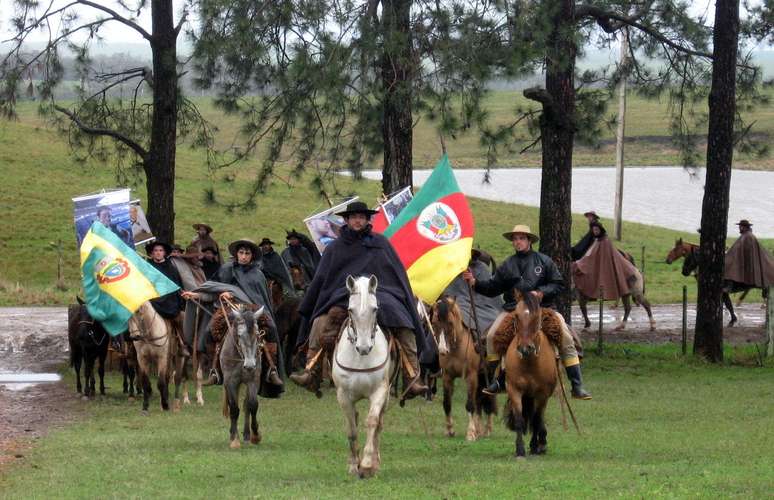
[130,305,169,347]
[78,319,106,346]
[511,311,542,359]
[219,298,265,363]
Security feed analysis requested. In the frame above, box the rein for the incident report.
[78,320,107,346]
[130,306,169,347]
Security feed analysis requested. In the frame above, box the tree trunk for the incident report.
[535,0,576,322]
[380,0,413,195]
[144,0,178,244]
[694,0,739,362]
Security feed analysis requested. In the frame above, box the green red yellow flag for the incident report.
[382,155,474,303]
[79,222,179,335]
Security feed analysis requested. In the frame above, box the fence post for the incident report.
[681,285,688,355]
[767,286,773,357]
[597,286,604,353]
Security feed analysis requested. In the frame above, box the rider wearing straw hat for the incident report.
[191,223,223,264]
[463,224,592,400]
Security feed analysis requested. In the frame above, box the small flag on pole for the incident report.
[80,222,179,335]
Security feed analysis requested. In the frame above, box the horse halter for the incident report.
[78,319,106,346]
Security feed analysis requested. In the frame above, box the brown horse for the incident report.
[288,264,308,292]
[502,293,558,458]
[430,296,495,441]
[665,238,746,326]
[128,302,186,413]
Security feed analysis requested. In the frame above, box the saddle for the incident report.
[491,309,564,357]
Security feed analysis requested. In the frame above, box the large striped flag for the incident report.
[79,221,179,335]
[381,155,474,303]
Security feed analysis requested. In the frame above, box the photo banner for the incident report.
[303,197,359,254]
[72,189,134,248]
[129,200,155,246]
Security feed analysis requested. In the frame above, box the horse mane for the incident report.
[491,296,563,357]
[521,291,541,315]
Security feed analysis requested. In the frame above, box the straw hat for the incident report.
[502,224,539,243]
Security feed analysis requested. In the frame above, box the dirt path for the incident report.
[0,308,78,467]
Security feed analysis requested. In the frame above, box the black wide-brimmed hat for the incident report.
[228,238,260,258]
[286,229,303,240]
[335,200,378,218]
[145,241,172,256]
[736,219,753,227]
[192,223,213,233]
[259,238,275,246]
[583,210,600,220]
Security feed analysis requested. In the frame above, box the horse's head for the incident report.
[513,292,542,358]
[267,279,283,309]
[345,274,378,356]
[431,295,462,351]
[229,305,265,370]
[288,264,307,291]
[666,238,686,264]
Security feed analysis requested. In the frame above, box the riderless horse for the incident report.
[220,305,266,449]
[332,275,397,478]
[68,300,109,399]
[500,293,558,458]
[430,295,495,441]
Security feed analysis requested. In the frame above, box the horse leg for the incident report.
[360,382,389,478]
[736,288,750,307]
[723,293,737,326]
[172,355,184,412]
[139,362,152,414]
[83,352,95,400]
[195,359,205,406]
[614,296,631,331]
[122,358,129,394]
[225,383,241,449]
[532,397,549,455]
[442,373,455,438]
[246,380,260,445]
[98,348,107,396]
[638,294,656,331]
[465,369,479,442]
[158,356,170,411]
[505,386,526,458]
[579,296,591,330]
[73,350,82,395]
[336,389,359,475]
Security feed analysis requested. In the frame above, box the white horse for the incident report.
[332,275,396,478]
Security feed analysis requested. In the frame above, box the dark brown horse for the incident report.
[502,294,558,458]
[267,279,302,373]
[665,238,746,326]
[67,300,109,399]
[431,296,495,441]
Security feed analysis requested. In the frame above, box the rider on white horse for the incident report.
[290,200,436,397]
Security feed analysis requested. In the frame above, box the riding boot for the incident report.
[565,364,592,400]
[289,348,323,394]
[482,359,500,394]
[483,364,505,395]
[394,328,428,398]
[263,342,284,387]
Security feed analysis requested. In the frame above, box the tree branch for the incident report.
[523,87,553,107]
[575,4,714,59]
[75,0,152,41]
[54,105,148,160]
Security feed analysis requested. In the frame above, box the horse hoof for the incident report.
[465,433,477,442]
[141,410,149,417]
[81,395,90,402]
[514,455,526,461]
[446,430,455,438]
[649,324,656,332]
[358,467,375,479]
[250,433,261,445]
[348,464,359,476]
[197,399,204,406]
[728,319,737,327]
[172,400,181,412]
[229,440,241,449]
[613,324,625,332]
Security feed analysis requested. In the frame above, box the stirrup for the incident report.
[202,369,221,386]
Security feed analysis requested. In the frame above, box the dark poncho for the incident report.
[297,225,435,365]
[442,260,503,335]
[259,250,296,297]
[571,230,594,261]
[215,261,275,322]
[147,258,184,319]
[281,245,317,283]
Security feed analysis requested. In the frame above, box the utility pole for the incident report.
[613,28,629,241]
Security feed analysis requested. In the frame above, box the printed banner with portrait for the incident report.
[303,197,359,254]
[72,189,134,248]
[380,186,413,223]
[129,200,155,246]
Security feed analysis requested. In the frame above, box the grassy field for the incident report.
[0,97,771,306]
[1,344,773,498]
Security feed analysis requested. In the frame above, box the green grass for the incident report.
[0,98,771,305]
[1,344,773,498]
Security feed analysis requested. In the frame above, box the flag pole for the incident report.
[466,279,490,388]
